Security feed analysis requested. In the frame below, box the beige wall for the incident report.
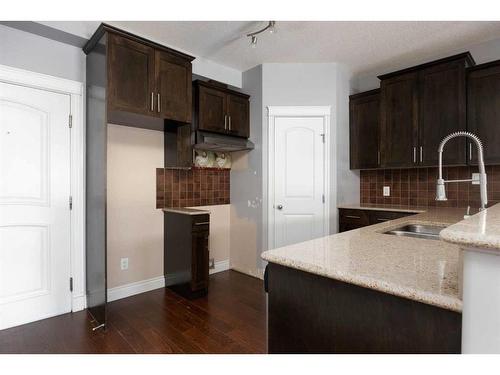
[107,124,164,289]
[107,124,231,289]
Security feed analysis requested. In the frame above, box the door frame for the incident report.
[266,106,331,251]
[0,64,86,312]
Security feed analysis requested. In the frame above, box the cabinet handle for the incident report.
[413,147,417,164]
[194,221,210,226]
[150,92,154,112]
[377,150,381,166]
[345,215,361,219]
[470,143,472,161]
[377,218,391,222]
[224,115,227,130]
[229,116,232,131]
[420,146,423,163]
[157,93,161,113]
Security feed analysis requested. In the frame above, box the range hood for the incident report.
[193,131,254,152]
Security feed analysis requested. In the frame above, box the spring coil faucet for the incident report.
[436,131,488,210]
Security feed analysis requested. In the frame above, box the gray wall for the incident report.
[0,24,85,82]
[230,63,357,278]
[353,36,500,93]
[229,65,264,278]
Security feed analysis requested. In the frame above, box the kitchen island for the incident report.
[261,208,468,353]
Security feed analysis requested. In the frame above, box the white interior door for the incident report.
[272,114,327,248]
[0,82,71,330]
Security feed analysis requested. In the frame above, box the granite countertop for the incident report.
[441,203,500,251]
[338,203,427,213]
[162,207,210,215]
[262,208,468,312]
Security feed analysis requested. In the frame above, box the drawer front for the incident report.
[192,214,210,231]
[368,210,414,225]
[339,209,369,232]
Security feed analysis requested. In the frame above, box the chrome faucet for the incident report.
[436,131,488,211]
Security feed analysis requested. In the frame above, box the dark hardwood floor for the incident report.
[0,270,266,354]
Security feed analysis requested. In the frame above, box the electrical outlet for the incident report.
[120,258,129,270]
[383,186,390,197]
[209,258,215,269]
[472,173,480,185]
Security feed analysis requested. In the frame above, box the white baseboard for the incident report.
[107,275,165,302]
[107,259,230,302]
[210,259,230,274]
[230,265,265,280]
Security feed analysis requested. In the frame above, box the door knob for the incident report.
[276,204,283,210]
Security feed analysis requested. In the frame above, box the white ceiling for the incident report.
[40,21,500,75]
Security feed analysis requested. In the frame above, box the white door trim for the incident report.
[0,64,86,312]
[266,105,331,251]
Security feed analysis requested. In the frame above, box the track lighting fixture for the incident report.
[247,21,276,48]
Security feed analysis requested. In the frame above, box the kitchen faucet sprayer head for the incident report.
[436,178,447,201]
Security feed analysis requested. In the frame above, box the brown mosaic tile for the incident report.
[156,167,230,208]
[360,165,500,209]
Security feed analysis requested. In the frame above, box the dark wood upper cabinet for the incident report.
[349,89,380,169]
[380,71,419,168]
[194,80,250,138]
[107,33,156,116]
[197,85,228,134]
[99,27,194,124]
[155,50,192,123]
[418,59,468,166]
[375,52,474,169]
[227,94,250,138]
[467,60,500,165]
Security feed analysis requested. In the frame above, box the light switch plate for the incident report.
[472,173,480,185]
[120,258,129,270]
[383,186,390,197]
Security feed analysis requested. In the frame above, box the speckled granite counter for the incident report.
[162,207,210,215]
[338,203,427,213]
[262,208,468,312]
[441,203,500,251]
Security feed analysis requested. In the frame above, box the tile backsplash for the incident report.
[360,165,500,208]
[156,167,230,208]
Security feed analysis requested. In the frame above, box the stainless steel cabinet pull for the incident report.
[413,147,417,163]
[157,93,161,113]
[276,204,283,210]
[470,143,473,161]
[228,116,232,131]
[345,215,361,219]
[377,218,391,222]
[224,115,227,130]
[377,150,381,165]
[150,92,154,111]
[420,146,423,163]
[194,221,210,226]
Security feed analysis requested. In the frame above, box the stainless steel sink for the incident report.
[383,224,447,241]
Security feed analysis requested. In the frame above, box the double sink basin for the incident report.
[384,224,446,241]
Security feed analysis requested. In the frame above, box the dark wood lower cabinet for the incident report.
[266,263,461,353]
[339,208,415,232]
[164,211,210,298]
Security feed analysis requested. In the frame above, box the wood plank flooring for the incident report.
[0,270,266,354]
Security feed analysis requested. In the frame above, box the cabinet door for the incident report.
[227,94,250,138]
[155,50,192,123]
[380,72,418,167]
[467,62,500,165]
[349,90,380,169]
[419,61,467,166]
[190,230,209,292]
[107,33,156,115]
[198,86,227,134]
[380,72,419,168]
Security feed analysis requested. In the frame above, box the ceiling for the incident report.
[40,21,500,75]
